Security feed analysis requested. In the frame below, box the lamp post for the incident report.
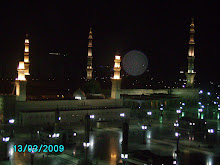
[175,132,180,153]
[141,125,147,144]
[90,115,95,131]
[198,108,203,119]
[176,110,181,121]
[121,153,128,165]
[160,104,164,116]
[147,111,152,126]
[8,119,15,138]
[2,137,10,160]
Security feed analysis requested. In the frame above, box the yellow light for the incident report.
[24,56,29,63]
[25,46,29,52]
[115,56,120,60]
[25,39,29,43]
[18,62,25,69]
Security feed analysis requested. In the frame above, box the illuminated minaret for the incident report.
[111,52,122,99]
[185,18,196,88]
[24,34,30,75]
[15,61,27,101]
[87,28,93,80]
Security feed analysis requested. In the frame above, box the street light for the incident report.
[120,113,125,117]
[175,132,180,153]
[121,153,128,164]
[8,119,15,124]
[147,111,152,126]
[207,92,211,96]
[90,115,95,119]
[2,137,10,142]
[208,129,214,134]
[174,123,179,127]
[199,90,203,94]
[176,110,181,121]
[83,142,90,147]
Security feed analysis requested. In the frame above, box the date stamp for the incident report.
[13,144,64,153]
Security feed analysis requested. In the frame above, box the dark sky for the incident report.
[0,1,219,83]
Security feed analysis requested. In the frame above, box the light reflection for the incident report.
[206,156,213,165]
[147,130,151,139]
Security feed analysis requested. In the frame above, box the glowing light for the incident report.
[147,111,152,115]
[73,132,77,137]
[2,137,10,142]
[142,125,147,130]
[176,110,181,114]
[25,39,29,43]
[120,113,125,117]
[83,142,90,147]
[90,115,95,119]
[208,129,214,134]
[75,96,81,100]
[175,132,180,137]
[199,90,203,94]
[52,133,60,138]
[207,92,211,95]
[9,119,15,124]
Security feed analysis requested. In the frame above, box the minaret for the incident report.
[15,61,27,101]
[24,34,30,75]
[87,28,93,80]
[185,18,196,88]
[111,53,122,99]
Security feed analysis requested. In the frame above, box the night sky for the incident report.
[0,1,219,85]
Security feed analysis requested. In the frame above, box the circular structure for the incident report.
[122,50,148,76]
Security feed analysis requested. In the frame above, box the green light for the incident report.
[218,113,220,120]
[198,112,200,119]
[182,112,185,117]
[201,114,204,119]
[160,116,163,123]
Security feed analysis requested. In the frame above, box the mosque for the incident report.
[0,18,199,125]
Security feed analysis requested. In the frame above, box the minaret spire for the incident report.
[87,27,93,80]
[185,18,196,88]
[111,52,122,99]
[24,34,30,75]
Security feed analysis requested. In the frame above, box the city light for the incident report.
[90,115,95,119]
[121,153,128,159]
[207,92,211,95]
[176,110,181,114]
[198,108,203,112]
[182,103,185,106]
[208,129,214,134]
[52,133,60,138]
[2,137,10,142]
[175,132,180,137]
[73,132,77,137]
[142,125,147,130]
[9,119,15,124]
[83,142,90,147]
[58,117,61,121]
[120,113,125,117]
[199,90,203,94]
[198,102,202,105]
[147,111,152,115]
[160,107,163,110]
[174,123,179,127]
